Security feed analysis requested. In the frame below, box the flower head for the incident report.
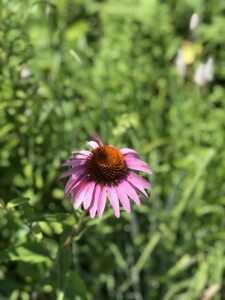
[189,13,200,31]
[194,57,214,87]
[175,49,186,77]
[60,139,153,218]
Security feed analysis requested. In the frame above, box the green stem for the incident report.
[62,210,87,248]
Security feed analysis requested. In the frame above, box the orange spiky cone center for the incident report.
[86,146,127,184]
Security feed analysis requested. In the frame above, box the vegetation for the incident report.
[0,0,225,299]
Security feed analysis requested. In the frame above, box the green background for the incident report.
[0,0,225,299]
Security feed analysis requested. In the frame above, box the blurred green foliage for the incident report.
[0,0,225,299]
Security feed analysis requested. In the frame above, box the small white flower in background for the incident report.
[194,57,214,87]
[24,109,32,117]
[204,57,214,81]
[189,13,200,31]
[194,63,205,87]
[20,66,31,78]
[175,49,186,77]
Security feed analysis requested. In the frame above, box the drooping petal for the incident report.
[83,181,96,209]
[59,165,87,179]
[61,159,85,167]
[126,160,153,175]
[120,148,138,155]
[74,180,90,209]
[70,154,89,160]
[97,186,107,218]
[115,185,131,213]
[118,180,141,206]
[87,141,99,150]
[89,184,102,219]
[124,156,149,167]
[74,150,91,156]
[123,152,140,159]
[127,172,151,189]
[126,172,149,197]
[107,186,120,218]
[64,173,86,196]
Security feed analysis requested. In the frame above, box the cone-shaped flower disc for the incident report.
[60,140,153,218]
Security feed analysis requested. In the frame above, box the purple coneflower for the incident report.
[60,139,152,218]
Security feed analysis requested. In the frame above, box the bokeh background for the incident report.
[0,0,225,299]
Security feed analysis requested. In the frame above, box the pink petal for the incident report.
[76,150,91,156]
[61,159,85,167]
[59,165,87,179]
[126,161,153,175]
[64,176,74,196]
[89,184,101,219]
[119,180,141,206]
[123,152,140,159]
[115,186,131,213]
[97,186,107,218]
[128,172,151,189]
[69,154,87,160]
[120,148,138,155]
[87,141,99,150]
[107,186,120,218]
[83,181,96,209]
[73,180,90,209]
[126,173,149,197]
[124,156,149,167]
[64,173,86,196]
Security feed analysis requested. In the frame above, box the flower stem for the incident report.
[62,210,87,248]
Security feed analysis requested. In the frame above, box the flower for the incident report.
[20,66,31,78]
[194,63,206,87]
[175,42,202,77]
[189,13,200,31]
[175,49,186,77]
[194,57,214,87]
[203,57,214,82]
[60,139,153,218]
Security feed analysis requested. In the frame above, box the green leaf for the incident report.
[0,243,52,266]
[32,213,72,223]
[164,280,191,300]
[109,244,129,271]
[167,254,198,278]
[134,232,161,273]
[56,247,72,300]
[172,148,216,222]
[0,123,14,139]
[7,197,30,209]
[0,198,6,209]
[66,271,88,300]
[69,49,82,64]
